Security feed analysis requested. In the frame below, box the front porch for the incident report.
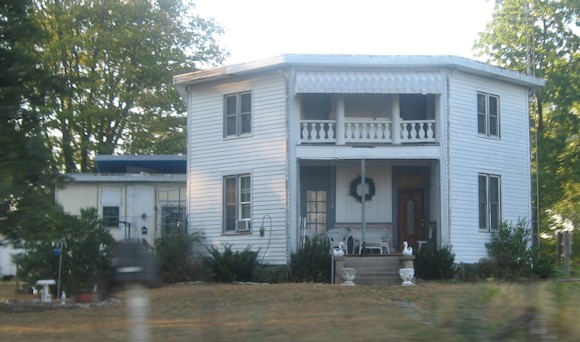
[299,160,440,253]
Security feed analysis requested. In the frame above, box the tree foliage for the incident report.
[14,207,115,295]
[474,0,579,234]
[0,0,58,241]
[32,0,227,172]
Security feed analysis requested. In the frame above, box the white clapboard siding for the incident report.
[187,73,289,265]
[447,71,532,263]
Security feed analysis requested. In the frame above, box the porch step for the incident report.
[343,255,404,286]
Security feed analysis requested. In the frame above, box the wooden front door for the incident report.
[397,190,424,251]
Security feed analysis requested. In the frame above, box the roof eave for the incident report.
[173,54,545,90]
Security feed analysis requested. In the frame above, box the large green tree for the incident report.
[0,0,57,241]
[34,0,227,172]
[474,0,579,239]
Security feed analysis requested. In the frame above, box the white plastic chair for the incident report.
[325,229,347,253]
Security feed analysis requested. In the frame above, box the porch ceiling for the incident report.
[295,70,446,94]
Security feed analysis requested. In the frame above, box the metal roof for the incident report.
[174,54,545,91]
[94,155,186,174]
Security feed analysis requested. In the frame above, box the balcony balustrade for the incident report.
[300,118,436,144]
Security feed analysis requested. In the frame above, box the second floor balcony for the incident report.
[298,93,439,146]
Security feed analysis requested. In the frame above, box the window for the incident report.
[224,91,251,137]
[477,92,500,137]
[161,206,186,235]
[223,174,251,232]
[479,174,501,231]
[306,190,327,234]
[102,206,119,227]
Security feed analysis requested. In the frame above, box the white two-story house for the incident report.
[174,54,544,265]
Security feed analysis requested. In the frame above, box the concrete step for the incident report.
[355,275,400,286]
[340,255,407,286]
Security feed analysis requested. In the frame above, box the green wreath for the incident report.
[348,175,376,203]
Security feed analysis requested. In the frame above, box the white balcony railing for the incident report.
[300,120,336,143]
[300,118,436,144]
[344,118,392,143]
[400,120,436,143]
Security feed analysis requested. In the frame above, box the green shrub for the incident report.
[456,262,482,282]
[201,245,260,282]
[531,251,556,279]
[415,243,456,280]
[14,207,114,295]
[485,219,534,279]
[253,265,288,283]
[289,237,331,283]
[155,229,204,283]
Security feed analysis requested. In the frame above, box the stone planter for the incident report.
[399,255,416,286]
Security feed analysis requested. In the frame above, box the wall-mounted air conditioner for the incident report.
[236,220,250,232]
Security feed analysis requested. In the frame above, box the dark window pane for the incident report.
[241,92,251,113]
[241,113,251,134]
[102,206,119,227]
[477,93,486,115]
[225,95,237,115]
[479,175,488,230]
[225,116,237,136]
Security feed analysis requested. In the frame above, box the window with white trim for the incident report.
[479,174,501,231]
[224,91,251,137]
[223,174,251,232]
[477,92,500,137]
[102,206,119,227]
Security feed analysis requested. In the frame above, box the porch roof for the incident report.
[174,54,545,92]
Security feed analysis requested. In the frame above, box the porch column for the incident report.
[392,95,401,144]
[361,159,367,250]
[336,95,345,145]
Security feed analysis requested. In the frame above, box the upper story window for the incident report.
[479,173,501,231]
[223,174,252,233]
[102,206,119,227]
[224,91,252,137]
[477,92,500,138]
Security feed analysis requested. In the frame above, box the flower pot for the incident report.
[74,292,93,303]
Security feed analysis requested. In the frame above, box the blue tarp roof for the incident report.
[95,155,186,174]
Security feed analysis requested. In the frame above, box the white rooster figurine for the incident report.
[402,241,413,256]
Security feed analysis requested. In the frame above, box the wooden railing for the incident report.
[300,119,436,144]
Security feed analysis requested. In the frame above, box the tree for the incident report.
[474,0,579,239]
[14,207,115,295]
[33,0,227,172]
[0,0,58,241]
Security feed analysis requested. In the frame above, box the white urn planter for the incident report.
[341,268,356,286]
[399,268,415,286]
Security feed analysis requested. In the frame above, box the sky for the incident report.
[194,0,496,66]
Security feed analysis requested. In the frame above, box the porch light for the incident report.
[141,226,148,235]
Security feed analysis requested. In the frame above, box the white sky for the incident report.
[194,0,496,65]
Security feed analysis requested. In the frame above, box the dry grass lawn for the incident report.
[0,280,578,341]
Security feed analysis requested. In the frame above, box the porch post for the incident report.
[361,159,366,251]
[392,95,401,145]
[336,95,345,145]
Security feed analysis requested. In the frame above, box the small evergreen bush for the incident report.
[485,219,533,279]
[201,245,259,282]
[253,265,288,283]
[531,251,556,279]
[289,237,331,283]
[155,229,203,283]
[415,243,456,280]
